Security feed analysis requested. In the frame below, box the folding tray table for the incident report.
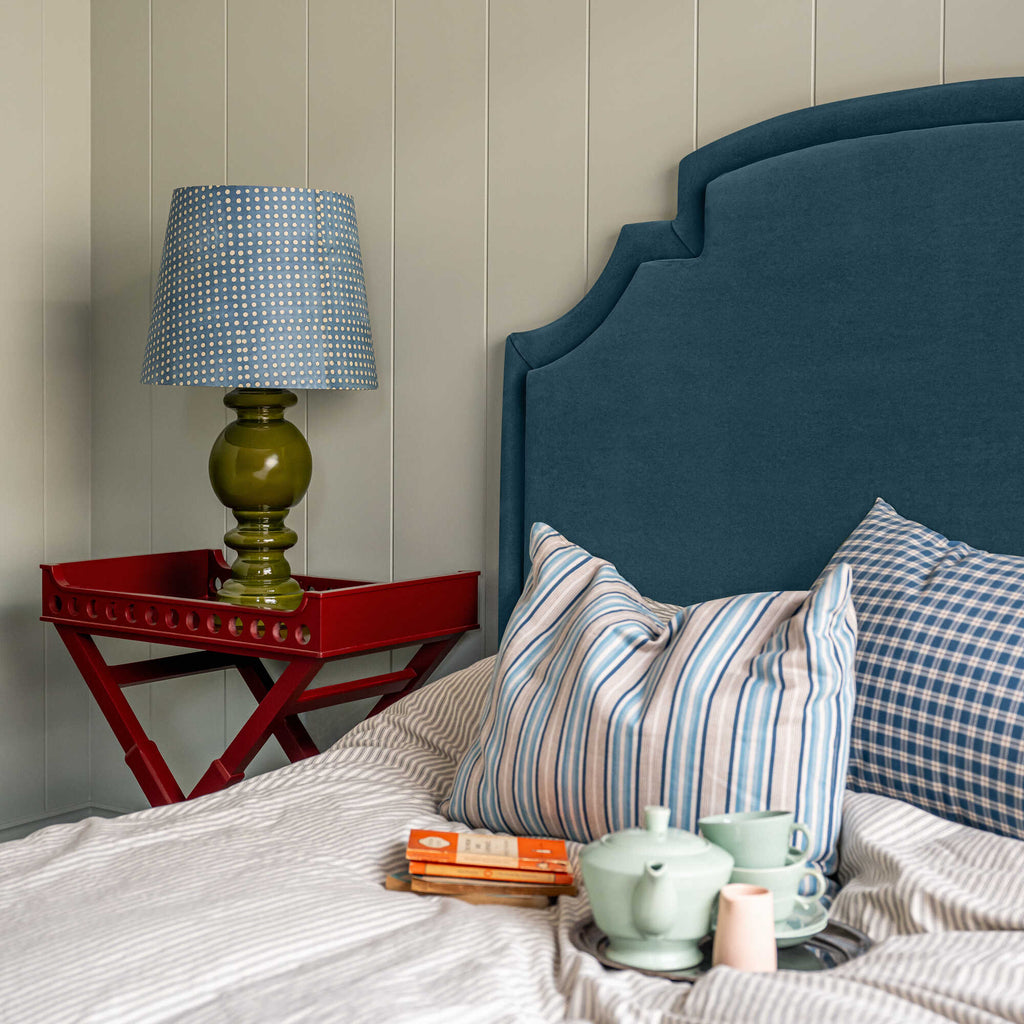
[41,549,479,806]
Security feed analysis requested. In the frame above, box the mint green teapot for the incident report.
[580,806,734,970]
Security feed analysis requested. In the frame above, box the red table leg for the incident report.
[233,657,321,763]
[367,636,460,717]
[57,626,467,806]
[189,658,323,799]
[55,627,186,806]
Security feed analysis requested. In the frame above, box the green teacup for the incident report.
[698,810,811,868]
[729,854,827,921]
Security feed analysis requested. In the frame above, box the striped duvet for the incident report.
[1,657,1022,1023]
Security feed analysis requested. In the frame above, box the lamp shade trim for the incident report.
[142,184,377,390]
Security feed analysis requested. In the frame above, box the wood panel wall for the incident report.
[0,0,91,836]
[79,0,1024,813]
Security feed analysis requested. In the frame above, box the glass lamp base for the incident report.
[208,389,313,611]
[215,537,306,612]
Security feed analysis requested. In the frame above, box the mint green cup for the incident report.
[728,855,827,920]
[697,810,812,869]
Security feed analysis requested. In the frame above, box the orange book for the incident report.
[406,829,571,873]
[408,860,574,885]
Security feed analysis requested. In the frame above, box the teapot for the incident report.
[580,805,734,970]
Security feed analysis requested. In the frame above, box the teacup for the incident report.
[728,854,827,921]
[698,810,811,868]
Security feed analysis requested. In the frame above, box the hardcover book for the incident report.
[406,829,571,873]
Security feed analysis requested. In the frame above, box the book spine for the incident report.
[408,860,574,885]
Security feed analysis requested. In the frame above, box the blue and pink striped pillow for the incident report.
[444,524,857,872]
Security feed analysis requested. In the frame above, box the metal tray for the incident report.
[570,917,872,981]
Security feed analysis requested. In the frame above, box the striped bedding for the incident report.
[1,657,1022,1023]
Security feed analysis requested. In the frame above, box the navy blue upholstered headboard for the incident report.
[498,77,1024,634]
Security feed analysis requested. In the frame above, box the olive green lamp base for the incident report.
[208,388,313,612]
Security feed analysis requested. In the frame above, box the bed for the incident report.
[4,77,1024,1023]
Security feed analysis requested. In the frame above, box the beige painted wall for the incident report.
[0,0,92,834]
[72,0,1024,814]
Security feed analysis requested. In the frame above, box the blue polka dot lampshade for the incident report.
[142,185,377,389]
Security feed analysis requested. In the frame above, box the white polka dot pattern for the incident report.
[142,185,376,389]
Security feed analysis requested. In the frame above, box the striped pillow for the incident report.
[444,524,857,872]
[819,499,1024,840]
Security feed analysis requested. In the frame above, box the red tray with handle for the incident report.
[41,550,480,806]
[41,549,479,659]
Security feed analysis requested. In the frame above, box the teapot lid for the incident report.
[585,805,727,864]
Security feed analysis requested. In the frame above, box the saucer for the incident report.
[775,898,828,948]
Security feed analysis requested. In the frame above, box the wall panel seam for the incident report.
[940,0,946,83]
[148,0,155,562]
[40,0,49,809]
[584,0,591,283]
[389,0,397,585]
[223,0,228,182]
[223,0,229,750]
[299,0,308,574]
[147,0,155,730]
[810,0,817,105]
[482,0,490,621]
[305,0,310,188]
[692,0,699,154]
[84,1,93,563]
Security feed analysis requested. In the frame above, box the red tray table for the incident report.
[41,550,479,807]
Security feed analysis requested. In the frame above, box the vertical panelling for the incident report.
[945,0,1024,81]
[149,0,228,790]
[227,0,308,187]
[90,0,153,810]
[393,0,487,666]
[42,0,92,810]
[485,1,588,649]
[588,0,695,285]
[816,0,940,104]
[306,0,396,743]
[90,4,151,565]
[697,0,813,147]
[223,0,309,776]
[307,0,393,585]
[0,1,46,824]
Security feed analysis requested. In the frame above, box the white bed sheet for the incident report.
[1,657,1022,1024]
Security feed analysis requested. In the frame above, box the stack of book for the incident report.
[386,828,577,908]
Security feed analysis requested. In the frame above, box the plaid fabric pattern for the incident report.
[819,499,1024,839]
[445,524,857,872]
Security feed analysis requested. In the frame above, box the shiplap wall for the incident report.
[81,0,1024,813]
[0,0,91,836]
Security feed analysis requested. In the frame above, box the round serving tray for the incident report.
[570,918,872,982]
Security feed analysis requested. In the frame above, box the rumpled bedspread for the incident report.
[1,657,1022,1023]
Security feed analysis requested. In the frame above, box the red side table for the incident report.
[41,550,479,807]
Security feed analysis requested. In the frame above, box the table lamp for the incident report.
[142,184,377,611]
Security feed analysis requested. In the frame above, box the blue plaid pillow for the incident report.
[819,499,1024,839]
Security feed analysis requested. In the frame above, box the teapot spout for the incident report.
[631,862,677,937]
